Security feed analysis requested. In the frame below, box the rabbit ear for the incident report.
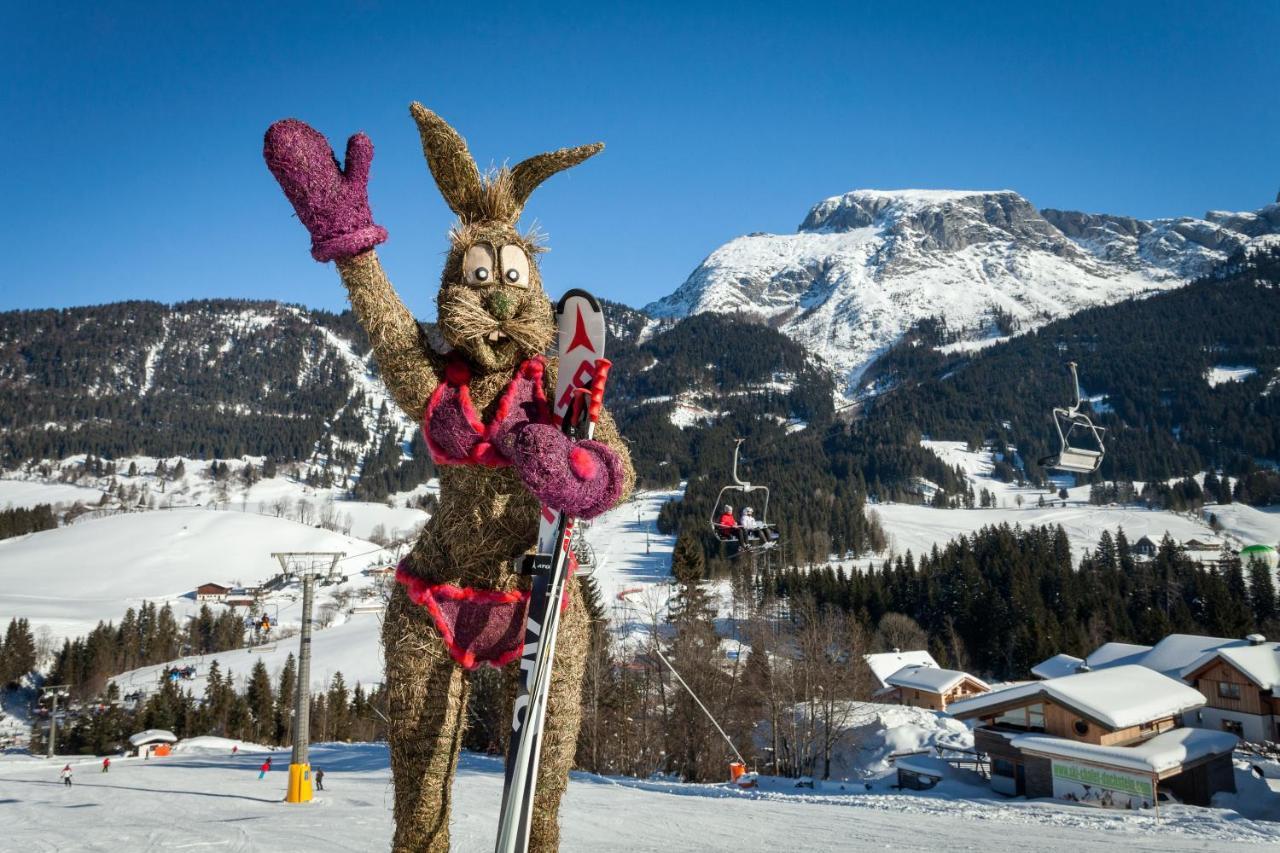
[410,102,484,218]
[510,142,604,216]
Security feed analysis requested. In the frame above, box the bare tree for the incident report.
[318,498,338,531]
[873,612,928,653]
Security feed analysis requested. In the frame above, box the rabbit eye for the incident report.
[499,245,530,288]
[463,244,496,286]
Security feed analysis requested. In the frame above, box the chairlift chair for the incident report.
[709,439,779,554]
[1040,362,1106,474]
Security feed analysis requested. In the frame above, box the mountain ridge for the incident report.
[646,188,1280,393]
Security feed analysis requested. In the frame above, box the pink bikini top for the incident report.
[423,356,550,467]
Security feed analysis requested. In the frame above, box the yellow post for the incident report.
[285,763,312,803]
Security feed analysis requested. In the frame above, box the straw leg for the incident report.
[384,582,470,853]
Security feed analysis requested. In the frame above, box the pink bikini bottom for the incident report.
[395,560,573,670]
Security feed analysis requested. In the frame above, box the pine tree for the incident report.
[671,532,706,585]
[1247,558,1278,630]
[275,653,297,745]
[327,672,351,742]
[246,659,275,742]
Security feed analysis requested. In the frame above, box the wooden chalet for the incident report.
[1180,636,1280,744]
[195,582,231,602]
[949,665,1236,807]
[881,665,989,712]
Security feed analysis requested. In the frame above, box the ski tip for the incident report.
[555,289,601,314]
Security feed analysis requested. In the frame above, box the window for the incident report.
[992,758,1017,778]
[992,703,1046,732]
[1217,682,1242,701]
[1221,719,1245,738]
[1073,719,1089,736]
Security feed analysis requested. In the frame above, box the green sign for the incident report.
[1052,761,1153,798]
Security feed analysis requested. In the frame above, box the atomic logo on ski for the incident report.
[567,307,596,354]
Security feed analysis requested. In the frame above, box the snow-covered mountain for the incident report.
[646,189,1280,393]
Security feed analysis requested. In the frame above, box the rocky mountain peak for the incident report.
[647,188,1280,395]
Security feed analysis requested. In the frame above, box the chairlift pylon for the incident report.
[709,439,779,555]
[1039,361,1106,474]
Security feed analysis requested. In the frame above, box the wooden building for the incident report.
[1180,637,1280,744]
[195,582,231,602]
[881,665,989,711]
[949,665,1236,807]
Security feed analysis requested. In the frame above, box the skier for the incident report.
[258,756,272,780]
[101,757,110,773]
[231,744,238,757]
[314,768,325,791]
[61,764,72,786]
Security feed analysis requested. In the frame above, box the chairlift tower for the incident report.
[271,551,344,803]
[40,684,69,758]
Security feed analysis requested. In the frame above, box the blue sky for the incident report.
[3,1,1277,318]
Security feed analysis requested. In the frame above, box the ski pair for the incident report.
[495,289,610,853]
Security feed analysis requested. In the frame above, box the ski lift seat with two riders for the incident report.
[1040,361,1106,475]
[710,439,779,554]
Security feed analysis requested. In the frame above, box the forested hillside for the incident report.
[857,247,1280,486]
[0,300,374,464]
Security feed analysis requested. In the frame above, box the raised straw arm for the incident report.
[336,250,440,419]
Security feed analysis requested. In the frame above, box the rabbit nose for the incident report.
[486,290,515,321]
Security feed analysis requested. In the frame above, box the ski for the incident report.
[495,289,610,853]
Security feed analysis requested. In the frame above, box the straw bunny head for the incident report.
[410,102,602,374]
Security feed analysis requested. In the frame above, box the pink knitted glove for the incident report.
[507,424,623,519]
[263,119,388,262]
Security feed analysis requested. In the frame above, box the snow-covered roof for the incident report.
[885,665,988,695]
[1083,642,1151,669]
[1031,653,1084,680]
[1138,634,1243,678]
[947,665,1205,730]
[128,729,178,746]
[1011,728,1238,775]
[864,650,939,688]
[1182,642,1280,690]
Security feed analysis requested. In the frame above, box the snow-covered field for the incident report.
[857,441,1280,567]
[2,738,1277,852]
[0,505,394,643]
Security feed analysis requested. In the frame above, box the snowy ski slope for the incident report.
[1,740,1277,851]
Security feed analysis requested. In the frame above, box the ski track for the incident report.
[1,745,1275,852]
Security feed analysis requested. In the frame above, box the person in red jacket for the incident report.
[258,756,272,780]
[101,757,110,773]
[715,504,737,540]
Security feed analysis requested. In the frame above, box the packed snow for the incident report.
[2,738,1277,851]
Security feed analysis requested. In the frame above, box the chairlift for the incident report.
[1039,362,1105,474]
[709,439,779,555]
[570,520,596,575]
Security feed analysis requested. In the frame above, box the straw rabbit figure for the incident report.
[263,103,633,852]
